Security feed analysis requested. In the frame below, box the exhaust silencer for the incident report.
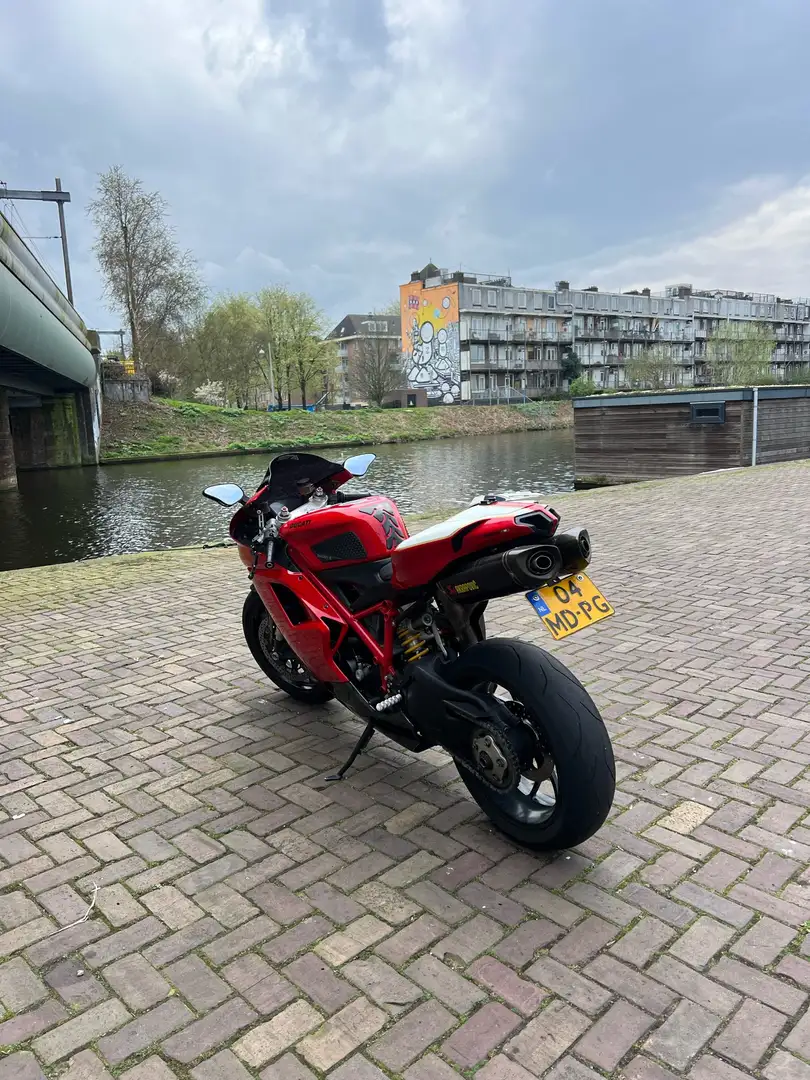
[439,544,563,603]
[553,527,591,573]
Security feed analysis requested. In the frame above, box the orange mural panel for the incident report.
[400,281,460,403]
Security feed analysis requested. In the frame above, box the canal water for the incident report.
[0,429,574,571]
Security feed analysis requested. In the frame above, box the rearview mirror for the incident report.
[203,484,245,507]
[343,453,375,477]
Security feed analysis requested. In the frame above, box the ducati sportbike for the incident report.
[204,451,615,850]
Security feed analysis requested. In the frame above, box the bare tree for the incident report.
[352,324,406,406]
[88,166,204,371]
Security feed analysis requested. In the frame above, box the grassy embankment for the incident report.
[100,399,573,463]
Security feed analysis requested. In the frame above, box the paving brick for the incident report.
[342,956,421,1013]
[526,955,612,1015]
[493,918,562,966]
[203,914,280,964]
[575,999,655,1071]
[163,997,259,1063]
[103,954,171,1010]
[164,954,231,1010]
[468,955,547,1015]
[297,996,387,1072]
[642,998,722,1070]
[98,999,194,1064]
[32,999,131,1065]
[584,953,677,1014]
[506,999,589,1074]
[222,953,297,1014]
[764,1051,810,1079]
[404,880,472,924]
[263,916,334,964]
[82,917,165,968]
[441,1002,521,1068]
[405,953,487,1014]
[234,1000,323,1068]
[668,915,736,968]
[730,915,796,965]
[647,955,741,1017]
[0,1053,45,1080]
[550,914,617,965]
[190,1049,254,1080]
[143,916,224,967]
[0,998,69,1045]
[285,951,357,1013]
[60,1049,115,1079]
[351,881,421,924]
[329,1055,387,1080]
[434,913,503,962]
[46,959,109,1008]
[0,956,48,1011]
[257,1053,318,1079]
[610,916,675,966]
[374,912,446,965]
[370,999,456,1071]
[711,956,807,1014]
[141,885,204,929]
[712,998,786,1068]
[314,915,391,965]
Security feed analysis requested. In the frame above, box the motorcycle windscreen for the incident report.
[260,452,343,500]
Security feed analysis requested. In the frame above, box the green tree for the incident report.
[569,376,597,397]
[705,321,776,385]
[256,287,336,408]
[560,345,581,384]
[195,294,261,407]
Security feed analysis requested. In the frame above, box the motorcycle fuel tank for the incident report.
[281,497,408,570]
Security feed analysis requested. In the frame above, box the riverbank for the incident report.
[100,398,572,462]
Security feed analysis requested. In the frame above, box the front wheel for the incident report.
[446,639,614,851]
[242,590,333,704]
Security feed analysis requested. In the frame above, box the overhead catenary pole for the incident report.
[0,179,74,304]
[54,178,73,305]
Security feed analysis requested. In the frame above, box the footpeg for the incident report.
[375,693,402,713]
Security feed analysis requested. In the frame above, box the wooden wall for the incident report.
[575,402,745,485]
[756,398,810,464]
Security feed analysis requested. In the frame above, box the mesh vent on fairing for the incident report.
[311,531,368,563]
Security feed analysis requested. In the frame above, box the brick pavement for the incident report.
[1,459,809,1078]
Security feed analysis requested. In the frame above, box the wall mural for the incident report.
[400,282,460,403]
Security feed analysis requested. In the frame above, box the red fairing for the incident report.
[391,501,558,589]
[281,497,408,572]
[237,545,350,683]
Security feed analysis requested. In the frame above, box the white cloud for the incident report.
[516,177,810,300]
[585,179,810,298]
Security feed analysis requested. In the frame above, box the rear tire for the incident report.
[446,638,614,851]
[242,590,333,704]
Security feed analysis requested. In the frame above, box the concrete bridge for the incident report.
[0,208,101,490]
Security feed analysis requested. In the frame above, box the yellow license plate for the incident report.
[526,573,614,640]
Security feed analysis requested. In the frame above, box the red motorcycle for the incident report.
[204,451,615,850]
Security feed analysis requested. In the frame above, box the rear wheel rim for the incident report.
[257,615,318,691]
[466,686,558,827]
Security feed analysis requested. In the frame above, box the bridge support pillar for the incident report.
[0,390,17,490]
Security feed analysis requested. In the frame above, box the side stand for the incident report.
[325,722,375,782]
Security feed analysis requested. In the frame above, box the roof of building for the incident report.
[327,314,402,339]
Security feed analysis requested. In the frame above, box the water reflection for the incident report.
[0,429,574,570]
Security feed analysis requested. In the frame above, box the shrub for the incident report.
[569,376,598,397]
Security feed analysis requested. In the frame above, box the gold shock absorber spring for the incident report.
[397,625,430,662]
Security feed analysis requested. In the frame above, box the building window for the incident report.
[611,296,619,311]
[586,293,596,308]
[487,290,497,307]
[518,291,527,308]
[635,298,642,313]
[472,288,482,306]
[534,293,544,309]
[651,300,659,313]
[547,296,555,310]
[470,344,485,361]
[691,402,725,424]
[504,291,514,307]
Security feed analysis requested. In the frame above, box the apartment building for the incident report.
[327,313,403,404]
[400,264,810,402]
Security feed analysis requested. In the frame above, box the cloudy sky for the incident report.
[5,0,810,333]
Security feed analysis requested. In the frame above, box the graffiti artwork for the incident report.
[400,283,460,404]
